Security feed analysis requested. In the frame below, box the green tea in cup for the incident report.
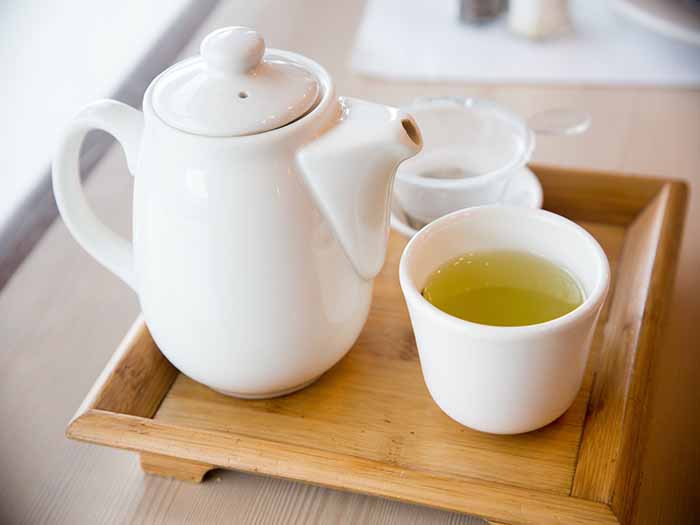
[421,250,583,326]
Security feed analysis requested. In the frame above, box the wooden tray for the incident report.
[67,165,687,525]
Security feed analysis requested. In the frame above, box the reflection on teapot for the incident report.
[52,27,422,398]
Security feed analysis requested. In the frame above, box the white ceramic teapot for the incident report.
[53,27,422,398]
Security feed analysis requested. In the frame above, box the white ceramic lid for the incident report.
[151,26,320,136]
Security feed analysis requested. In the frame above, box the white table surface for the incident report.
[1,1,699,523]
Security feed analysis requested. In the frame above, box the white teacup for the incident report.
[395,97,535,226]
[399,206,610,434]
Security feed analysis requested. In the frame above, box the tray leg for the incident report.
[140,452,215,483]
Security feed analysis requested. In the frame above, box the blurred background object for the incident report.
[508,0,572,39]
[611,0,700,46]
[0,0,218,288]
[352,0,700,84]
[459,0,506,24]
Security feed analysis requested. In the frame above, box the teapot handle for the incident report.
[52,100,143,291]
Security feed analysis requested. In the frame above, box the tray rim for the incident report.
[67,165,688,525]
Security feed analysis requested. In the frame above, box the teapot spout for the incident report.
[297,97,422,280]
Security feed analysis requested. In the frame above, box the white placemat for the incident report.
[351,0,700,85]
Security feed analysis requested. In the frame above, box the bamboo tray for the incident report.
[67,165,687,525]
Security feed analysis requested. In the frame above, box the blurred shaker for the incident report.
[459,0,507,24]
[508,0,572,39]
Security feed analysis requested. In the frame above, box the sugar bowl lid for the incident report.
[151,27,320,136]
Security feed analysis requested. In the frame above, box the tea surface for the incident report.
[421,251,583,326]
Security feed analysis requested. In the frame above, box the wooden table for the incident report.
[1,2,698,523]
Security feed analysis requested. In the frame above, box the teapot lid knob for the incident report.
[200,26,265,74]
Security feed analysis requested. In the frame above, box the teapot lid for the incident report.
[151,27,320,136]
